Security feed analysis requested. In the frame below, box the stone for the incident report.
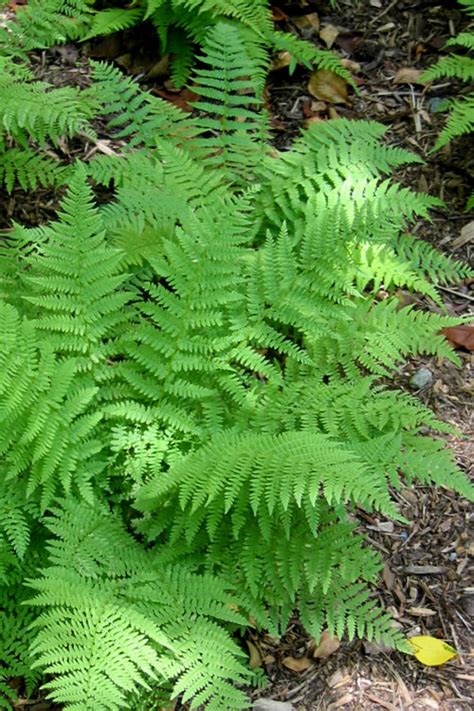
[408,367,433,390]
[253,699,295,711]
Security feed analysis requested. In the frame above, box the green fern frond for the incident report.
[273,30,353,80]
[433,93,474,148]
[83,7,144,40]
[0,148,66,193]
[27,501,252,710]
[0,0,93,54]
[90,61,194,147]
[23,166,130,366]
[446,32,474,50]
[422,54,474,82]
[0,80,97,146]
[189,21,269,183]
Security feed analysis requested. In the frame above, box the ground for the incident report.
[0,1,472,709]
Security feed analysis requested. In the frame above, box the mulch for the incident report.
[1,1,472,709]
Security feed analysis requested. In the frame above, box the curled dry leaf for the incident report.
[452,219,474,248]
[282,655,312,672]
[320,24,340,49]
[308,69,349,105]
[312,630,341,659]
[441,325,474,351]
[246,639,263,669]
[393,67,423,85]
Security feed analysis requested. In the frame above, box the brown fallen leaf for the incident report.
[441,325,474,351]
[393,67,424,85]
[452,220,474,249]
[320,24,340,49]
[152,87,199,112]
[312,630,341,659]
[282,655,312,672]
[408,606,437,617]
[363,639,392,655]
[382,563,395,591]
[246,640,262,669]
[292,13,320,31]
[271,51,292,71]
[308,69,349,105]
[340,58,361,73]
[272,7,288,21]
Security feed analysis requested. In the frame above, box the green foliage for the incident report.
[0,56,97,192]
[0,0,351,87]
[422,0,474,207]
[0,12,473,711]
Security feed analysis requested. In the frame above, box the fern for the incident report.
[0,15,473,711]
[27,501,252,711]
[422,0,474,164]
[0,58,98,190]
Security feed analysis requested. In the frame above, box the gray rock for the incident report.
[408,367,433,390]
[253,700,295,711]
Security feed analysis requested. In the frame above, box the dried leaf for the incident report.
[393,67,423,85]
[320,24,340,49]
[382,563,395,591]
[272,7,288,21]
[271,51,292,71]
[408,606,437,617]
[246,640,262,669]
[308,70,349,104]
[408,636,459,666]
[452,220,474,248]
[340,58,361,73]
[312,630,341,659]
[282,655,312,672]
[292,13,320,31]
[152,87,199,112]
[363,639,392,655]
[442,325,474,351]
[146,55,169,79]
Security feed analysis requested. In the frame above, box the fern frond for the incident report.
[0,80,97,146]
[422,54,474,82]
[0,148,66,193]
[27,501,252,710]
[433,93,474,148]
[23,166,130,367]
[188,21,270,184]
[90,60,194,147]
[83,7,144,40]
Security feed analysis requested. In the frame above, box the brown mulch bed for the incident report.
[1,1,473,710]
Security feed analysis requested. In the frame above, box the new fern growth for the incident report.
[0,13,473,711]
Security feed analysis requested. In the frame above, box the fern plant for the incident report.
[0,0,350,88]
[0,56,98,192]
[0,17,473,711]
[422,0,474,208]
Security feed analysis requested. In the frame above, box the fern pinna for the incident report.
[0,17,473,711]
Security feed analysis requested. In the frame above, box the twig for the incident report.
[370,0,398,25]
[437,285,474,303]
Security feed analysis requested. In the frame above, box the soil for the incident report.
[1,1,473,710]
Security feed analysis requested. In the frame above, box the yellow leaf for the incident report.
[408,636,459,666]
